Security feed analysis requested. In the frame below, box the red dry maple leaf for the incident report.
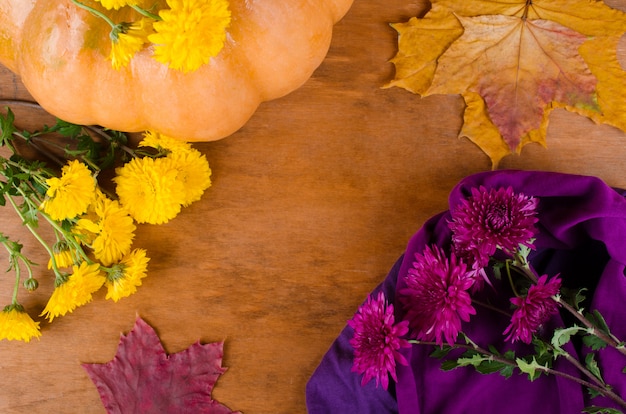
[83,317,240,414]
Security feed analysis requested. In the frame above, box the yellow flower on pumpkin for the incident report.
[167,149,212,206]
[76,196,136,266]
[110,18,153,70]
[42,160,96,221]
[139,130,193,154]
[105,248,150,302]
[95,0,140,10]
[149,0,231,72]
[0,305,41,342]
[41,262,106,322]
[114,156,185,224]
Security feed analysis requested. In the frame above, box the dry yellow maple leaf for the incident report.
[387,0,626,167]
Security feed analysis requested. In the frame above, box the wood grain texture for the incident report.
[1,1,626,413]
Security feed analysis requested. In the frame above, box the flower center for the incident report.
[485,203,511,231]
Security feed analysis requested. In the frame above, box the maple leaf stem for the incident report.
[522,0,532,20]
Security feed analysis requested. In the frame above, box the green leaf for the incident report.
[498,364,515,378]
[456,353,492,368]
[487,344,500,355]
[441,359,461,371]
[0,108,16,147]
[561,287,588,311]
[585,353,605,384]
[107,129,129,146]
[8,240,23,253]
[19,204,39,228]
[492,261,504,280]
[430,346,454,359]
[552,326,586,351]
[584,334,608,351]
[532,337,551,359]
[516,241,534,264]
[587,386,604,399]
[516,357,547,381]
[50,119,84,137]
[582,406,624,414]
[587,310,611,334]
[475,360,510,375]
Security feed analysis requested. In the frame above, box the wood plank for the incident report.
[1,1,626,413]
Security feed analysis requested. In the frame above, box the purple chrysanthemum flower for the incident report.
[449,186,539,269]
[503,274,562,344]
[348,291,410,390]
[399,245,476,347]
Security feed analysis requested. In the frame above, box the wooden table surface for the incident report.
[2,1,626,413]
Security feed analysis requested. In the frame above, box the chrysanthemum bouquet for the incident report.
[349,186,626,413]
[0,107,211,342]
[71,0,232,73]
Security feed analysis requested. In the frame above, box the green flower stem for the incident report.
[514,256,538,283]
[130,4,161,20]
[471,299,512,318]
[5,158,51,189]
[504,259,523,297]
[5,194,62,279]
[84,124,138,159]
[2,99,138,166]
[71,0,117,29]
[30,136,100,171]
[16,190,92,266]
[551,341,607,387]
[12,134,68,169]
[0,241,29,305]
[508,255,626,357]
[409,339,626,410]
[473,290,617,392]
[553,295,626,357]
[10,255,20,305]
[11,125,102,173]
[39,218,89,264]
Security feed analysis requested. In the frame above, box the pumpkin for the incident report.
[0,0,353,141]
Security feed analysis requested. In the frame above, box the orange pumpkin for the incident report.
[0,0,353,141]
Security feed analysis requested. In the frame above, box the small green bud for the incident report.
[23,277,39,292]
[107,264,127,282]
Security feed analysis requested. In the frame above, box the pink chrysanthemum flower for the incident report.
[348,291,410,390]
[399,245,476,347]
[504,274,562,344]
[449,186,538,268]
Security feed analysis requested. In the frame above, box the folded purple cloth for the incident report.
[306,170,626,413]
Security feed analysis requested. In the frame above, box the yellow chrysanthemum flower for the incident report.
[41,262,106,322]
[167,149,212,206]
[47,241,79,269]
[73,189,109,245]
[149,0,231,73]
[114,157,185,224]
[105,248,150,302]
[95,0,140,10]
[0,306,41,342]
[76,196,136,266]
[110,18,153,70]
[42,160,97,221]
[139,130,193,154]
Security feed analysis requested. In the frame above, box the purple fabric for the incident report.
[306,170,626,413]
